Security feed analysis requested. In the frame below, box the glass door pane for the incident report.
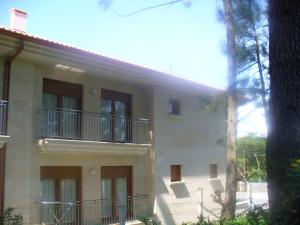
[101,178,112,218]
[40,179,56,224]
[60,179,77,224]
[61,96,79,138]
[100,99,112,141]
[116,178,128,218]
[42,93,58,137]
[114,101,126,142]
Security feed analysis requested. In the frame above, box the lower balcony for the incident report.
[37,108,151,155]
[13,195,153,225]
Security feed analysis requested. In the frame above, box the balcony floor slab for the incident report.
[0,135,9,147]
[37,138,151,155]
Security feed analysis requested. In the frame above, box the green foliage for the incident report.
[0,208,23,225]
[198,94,227,112]
[181,206,268,225]
[237,136,266,182]
[218,0,269,108]
[267,158,300,225]
[138,215,161,225]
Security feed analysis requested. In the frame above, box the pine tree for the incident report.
[233,0,269,116]
[222,0,238,219]
[267,0,300,223]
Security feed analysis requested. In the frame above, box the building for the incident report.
[0,9,227,225]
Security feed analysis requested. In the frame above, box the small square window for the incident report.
[210,164,218,178]
[169,99,180,115]
[170,165,181,182]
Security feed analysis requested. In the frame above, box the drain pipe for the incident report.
[3,38,24,101]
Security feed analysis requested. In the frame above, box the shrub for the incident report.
[0,208,23,225]
[181,206,268,225]
[138,215,161,225]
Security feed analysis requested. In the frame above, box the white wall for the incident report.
[152,86,227,224]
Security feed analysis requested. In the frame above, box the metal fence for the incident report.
[38,108,150,144]
[236,182,269,214]
[9,195,153,225]
[0,100,7,135]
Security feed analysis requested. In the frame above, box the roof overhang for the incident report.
[0,27,223,95]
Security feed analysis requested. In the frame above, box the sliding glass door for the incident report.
[101,166,132,222]
[42,79,82,139]
[40,167,81,225]
[100,89,131,142]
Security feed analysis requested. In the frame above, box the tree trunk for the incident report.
[267,0,300,222]
[222,0,238,219]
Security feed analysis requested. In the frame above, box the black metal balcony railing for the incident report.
[38,108,150,144]
[0,100,8,135]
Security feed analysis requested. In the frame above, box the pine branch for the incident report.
[104,0,185,17]
[237,62,257,74]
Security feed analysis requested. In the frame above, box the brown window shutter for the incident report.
[170,165,181,182]
[210,164,218,178]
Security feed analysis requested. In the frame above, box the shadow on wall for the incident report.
[210,178,225,194]
[170,183,190,199]
[155,178,178,225]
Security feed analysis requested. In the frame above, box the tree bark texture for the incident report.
[267,0,300,221]
[223,0,238,219]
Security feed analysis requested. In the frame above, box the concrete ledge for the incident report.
[0,135,9,147]
[110,220,144,225]
[169,181,185,186]
[126,220,145,225]
[37,138,151,155]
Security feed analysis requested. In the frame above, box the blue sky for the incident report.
[0,0,266,136]
[0,0,227,88]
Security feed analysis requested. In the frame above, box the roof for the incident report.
[0,26,222,93]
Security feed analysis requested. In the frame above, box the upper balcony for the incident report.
[37,108,151,155]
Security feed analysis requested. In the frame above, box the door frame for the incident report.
[101,166,133,220]
[101,89,132,142]
[40,166,82,224]
[43,78,83,138]
[40,166,82,203]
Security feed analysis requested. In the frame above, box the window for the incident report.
[42,79,82,138]
[40,166,81,224]
[100,89,132,142]
[210,164,218,178]
[170,165,181,182]
[169,99,180,115]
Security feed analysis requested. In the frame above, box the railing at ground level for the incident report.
[0,100,8,135]
[38,108,151,144]
[10,195,153,225]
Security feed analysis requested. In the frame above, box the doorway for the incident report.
[100,89,132,142]
[40,166,81,225]
[101,166,132,221]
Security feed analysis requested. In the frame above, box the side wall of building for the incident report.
[153,86,227,224]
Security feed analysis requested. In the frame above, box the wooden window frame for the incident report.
[101,89,132,142]
[43,78,83,103]
[170,165,181,182]
[43,78,83,138]
[101,166,133,220]
[40,166,82,202]
[101,89,132,117]
[169,99,180,115]
[210,164,218,179]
